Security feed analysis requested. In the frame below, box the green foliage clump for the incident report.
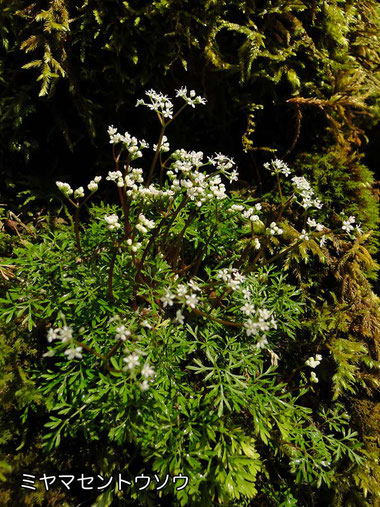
[1,92,379,505]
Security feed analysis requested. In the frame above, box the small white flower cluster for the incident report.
[136,214,155,234]
[299,229,309,241]
[243,308,277,346]
[64,347,83,360]
[264,159,292,177]
[176,86,207,108]
[291,176,323,210]
[161,290,175,308]
[107,166,174,202]
[123,351,140,370]
[305,354,322,368]
[56,181,73,198]
[161,280,201,312]
[45,326,82,360]
[267,221,283,236]
[153,135,170,153]
[107,126,148,160]
[310,371,318,383]
[122,352,156,390]
[88,175,102,192]
[229,204,262,231]
[74,187,85,199]
[124,167,174,201]
[106,170,124,187]
[126,238,142,253]
[47,325,73,343]
[242,207,261,223]
[115,324,131,342]
[341,215,356,233]
[130,184,174,202]
[216,268,246,290]
[104,214,121,231]
[166,149,236,206]
[136,90,174,119]
[307,217,324,231]
[208,152,238,180]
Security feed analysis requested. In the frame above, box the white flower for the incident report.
[175,86,207,107]
[64,347,83,360]
[104,214,121,231]
[255,203,262,211]
[141,363,155,378]
[264,159,291,177]
[131,242,142,252]
[88,180,99,192]
[107,125,119,143]
[241,303,255,316]
[47,328,59,343]
[123,352,140,370]
[138,214,155,230]
[342,215,356,233]
[136,89,174,119]
[311,220,324,232]
[254,238,261,250]
[255,336,268,349]
[305,355,321,368]
[115,325,131,341]
[56,181,73,198]
[320,234,326,247]
[292,176,311,193]
[140,380,150,391]
[188,279,201,292]
[310,371,319,383]
[106,170,124,187]
[153,135,170,153]
[230,204,244,212]
[356,224,362,234]
[141,320,152,329]
[136,224,148,234]
[73,187,84,199]
[42,349,56,358]
[299,229,309,241]
[161,290,175,308]
[242,288,251,299]
[242,208,254,219]
[175,309,185,325]
[267,222,283,236]
[185,293,198,309]
[177,284,188,297]
[244,319,258,336]
[59,326,73,343]
[229,169,239,183]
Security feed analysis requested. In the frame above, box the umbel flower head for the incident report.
[104,214,121,231]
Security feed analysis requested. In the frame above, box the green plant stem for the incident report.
[73,339,106,361]
[105,340,124,360]
[192,307,243,327]
[108,246,118,302]
[160,196,189,245]
[165,209,197,265]
[192,222,218,276]
[146,125,165,187]
[74,205,82,254]
[276,173,284,204]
